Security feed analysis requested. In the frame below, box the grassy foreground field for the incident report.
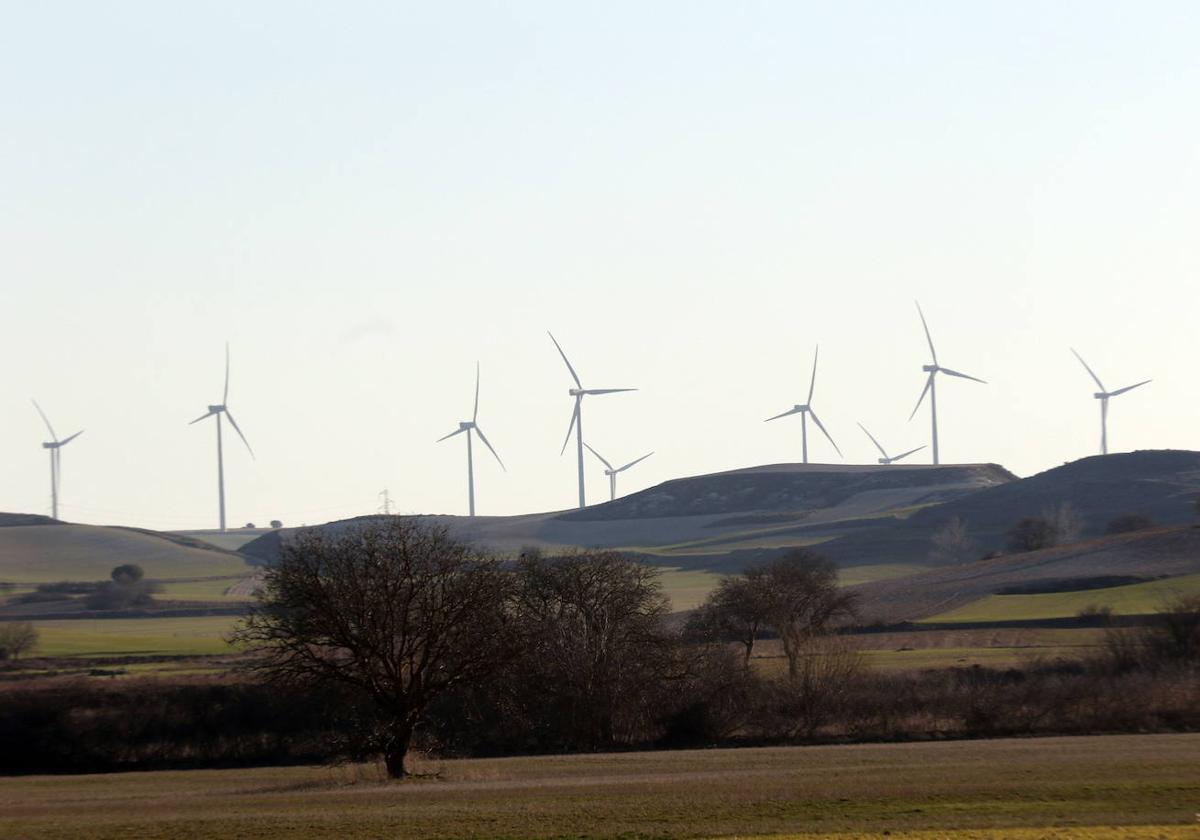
[1,734,1197,839]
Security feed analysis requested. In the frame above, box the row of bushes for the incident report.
[2,629,1196,775]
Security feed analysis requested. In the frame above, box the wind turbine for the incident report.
[909,302,986,465]
[189,343,253,531]
[437,363,505,516]
[584,443,653,501]
[764,345,841,463]
[857,422,925,465]
[31,400,83,520]
[1071,348,1151,455]
[549,332,636,509]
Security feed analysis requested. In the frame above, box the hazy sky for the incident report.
[3,2,1199,530]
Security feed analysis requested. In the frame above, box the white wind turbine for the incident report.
[1071,348,1151,456]
[189,343,254,531]
[549,332,636,509]
[584,443,653,501]
[764,345,841,463]
[32,400,83,520]
[909,302,986,465]
[857,422,925,465]
[437,363,505,517]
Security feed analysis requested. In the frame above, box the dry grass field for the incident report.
[1,734,1196,839]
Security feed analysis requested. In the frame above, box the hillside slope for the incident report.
[0,521,253,583]
[852,524,1200,622]
[242,462,1015,566]
[820,450,1200,567]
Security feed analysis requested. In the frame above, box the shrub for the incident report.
[111,564,145,585]
[1007,517,1058,553]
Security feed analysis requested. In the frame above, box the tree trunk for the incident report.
[382,722,414,779]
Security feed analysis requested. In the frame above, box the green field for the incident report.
[155,576,254,601]
[28,616,241,657]
[0,734,1196,838]
[923,573,1200,624]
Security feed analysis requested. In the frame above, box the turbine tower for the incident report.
[584,443,653,501]
[909,302,986,465]
[189,343,254,531]
[764,345,841,463]
[549,332,636,509]
[857,422,925,465]
[32,400,83,520]
[1071,348,1151,455]
[437,363,505,516]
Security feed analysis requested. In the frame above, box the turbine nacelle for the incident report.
[458,421,474,431]
[922,364,939,373]
[208,404,225,413]
[1094,392,1108,400]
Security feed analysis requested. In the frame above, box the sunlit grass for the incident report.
[923,573,1200,624]
[29,616,242,657]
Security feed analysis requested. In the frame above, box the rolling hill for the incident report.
[0,521,253,584]
[241,462,1015,568]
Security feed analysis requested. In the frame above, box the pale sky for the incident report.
[3,2,1198,529]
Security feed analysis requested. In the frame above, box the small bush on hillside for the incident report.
[84,565,159,610]
[1077,603,1113,622]
[111,564,144,585]
[1106,513,1155,535]
[1007,517,1058,553]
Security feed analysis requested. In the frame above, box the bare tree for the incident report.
[0,622,38,660]
[686,573,773,667]
[231,518,515,778]
[1042,501,1084,545]
[511,550,677,750]
[928,517,976,565]
[758,549,859,680]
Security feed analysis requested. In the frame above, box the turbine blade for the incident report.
[807,345,819,404]
[765,407,802,422]
[938,367,987,384]
[891,445,926,463]
[31,399,57,441]
[857,422,889,459]
[473,362,480,422]
[583,442,614,470]
[916,301,938,365]
[189,410,216,425]
[909,374,934,421]
[615,451,654,473]
[581,388,637,395]
[437,428,467,442]
[808,409,842,458]
[223,342,231,404]
[560,399,580,455]
[473,425,505,471]
[59,430,84,446]
[1070,348,1106,392]
[1109,379,1151,397]
[548,332,582,389]
[223,409,255,459]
